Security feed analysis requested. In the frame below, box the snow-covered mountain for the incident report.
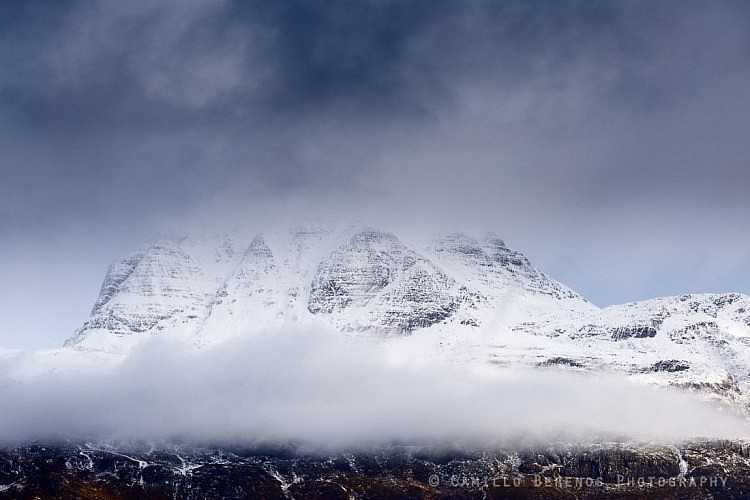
[63,227,750,409]
[65,228,587,348]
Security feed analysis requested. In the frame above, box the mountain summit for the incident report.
[67,228,586,348]
[65,227,750,410]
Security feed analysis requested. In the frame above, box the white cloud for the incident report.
[1,327,746,448]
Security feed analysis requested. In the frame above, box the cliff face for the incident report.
[308,230,467,332]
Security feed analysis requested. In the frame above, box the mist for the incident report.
[1,327,746,448]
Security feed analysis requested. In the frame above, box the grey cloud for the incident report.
[1,1,750,346]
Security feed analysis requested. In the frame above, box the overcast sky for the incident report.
[2,0,750,348]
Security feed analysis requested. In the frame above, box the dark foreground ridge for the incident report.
[2,441,750,499]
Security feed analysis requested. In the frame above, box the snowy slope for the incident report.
[66,227,588,348]
[58,227,750,409]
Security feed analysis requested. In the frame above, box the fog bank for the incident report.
[1,327,746,448]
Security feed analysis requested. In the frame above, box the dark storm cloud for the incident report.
[4,0,749,196]
[2,0,441,129]
[0,0,447,230]
[1,0,750,346]
[0,1,698,127]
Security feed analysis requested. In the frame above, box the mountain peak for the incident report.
[67,227,586,349]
